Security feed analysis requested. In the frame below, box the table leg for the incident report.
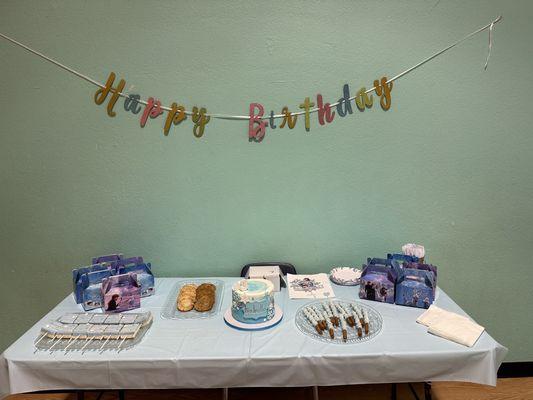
[118,389,125,400]
[222,387,229,400]
[391,383,397,400]
[408,383,420,400]
[424,382,432,400]
[312,385,319,400]
[76,391,85,400]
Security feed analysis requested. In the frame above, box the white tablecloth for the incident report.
[0,277,507,398]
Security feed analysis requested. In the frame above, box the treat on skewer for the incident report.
[353,313,363,337]
[351,303,364,325]
[321,310,335,339]
[362,309,370,334]
[337,304,355,327]
[340,316,348,342]
[304,308,323,335]
[312,306,327,330]
[321,303,334,327]
[329,301,340,327]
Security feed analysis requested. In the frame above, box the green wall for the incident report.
[1,0,532,361]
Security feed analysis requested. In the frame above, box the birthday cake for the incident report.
[231,279,275,324]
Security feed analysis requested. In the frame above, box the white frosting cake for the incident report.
[231,279,275,324]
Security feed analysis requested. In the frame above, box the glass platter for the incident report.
[295,299,383,344]
[161,279,225,319]
[34,314,153,352]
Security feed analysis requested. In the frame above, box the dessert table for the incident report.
[0,277,507,399]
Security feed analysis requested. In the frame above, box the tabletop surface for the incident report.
[0,277,507,398]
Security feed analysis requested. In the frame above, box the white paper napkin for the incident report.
[287,273,335,299]
[417,305,485,347]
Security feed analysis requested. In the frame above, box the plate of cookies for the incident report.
[161,279,225,319]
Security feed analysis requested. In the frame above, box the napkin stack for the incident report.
[417,305,485,347]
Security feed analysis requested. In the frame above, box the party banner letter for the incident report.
[94,72,126,117]
[140,97,164,128]
[316,94,335,125]
[164,102,187,136]
[249,103,267,141]
[355,87,373,111]
[299,97,315,132]
[279,107,297,129]
[373,77,393,111]
[192,107,211,138]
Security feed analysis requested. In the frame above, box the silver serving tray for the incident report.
[295,299,383,344]
[161,279,224,319]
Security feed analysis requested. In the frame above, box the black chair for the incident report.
[240,262,297,278]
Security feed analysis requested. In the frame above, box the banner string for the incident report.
[0,16,502,121]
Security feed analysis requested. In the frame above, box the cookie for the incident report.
[177,297,195,312]
[197,283,216,292]
[194,295,215,312]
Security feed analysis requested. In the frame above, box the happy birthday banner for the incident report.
[0,16,501,143]
[94,72,392,141]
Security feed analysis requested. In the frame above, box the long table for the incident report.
[0,277,507,399]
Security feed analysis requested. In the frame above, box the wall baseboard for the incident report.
[498,362,533,378]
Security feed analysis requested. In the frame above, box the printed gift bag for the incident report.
[73,262,114,304]
[387,253,419,266]
[80,269,113,311]
[117,262,154,297]
[395,268,435,309]
[404,262,438,296]
[101,272,141,313]
[359,264,397,304]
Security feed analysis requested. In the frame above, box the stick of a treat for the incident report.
[64,335,80,351]
[80,336,94,353]
[329,301,341,327]
[99,336,110,353]
[34,333,47,347]
[49,335,64,351]
[323,312,335,339]
[342,304,353,326]
[321,303,332,326]
[304,308,323,335]
[351,303,364,325]
[319,309,334,339]
[337,304,354,327]
[349,307,361,334]
[362,309,370,335]
[340,316,348,342]
[307,307,323,331]
[322,303,337,328]
[354,316,363,337]
[312,306,327,330]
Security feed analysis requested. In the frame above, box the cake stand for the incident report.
[223,305,283,331]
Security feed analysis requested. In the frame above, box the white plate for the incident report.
[224,305,283,331]
[329,267,362,286]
